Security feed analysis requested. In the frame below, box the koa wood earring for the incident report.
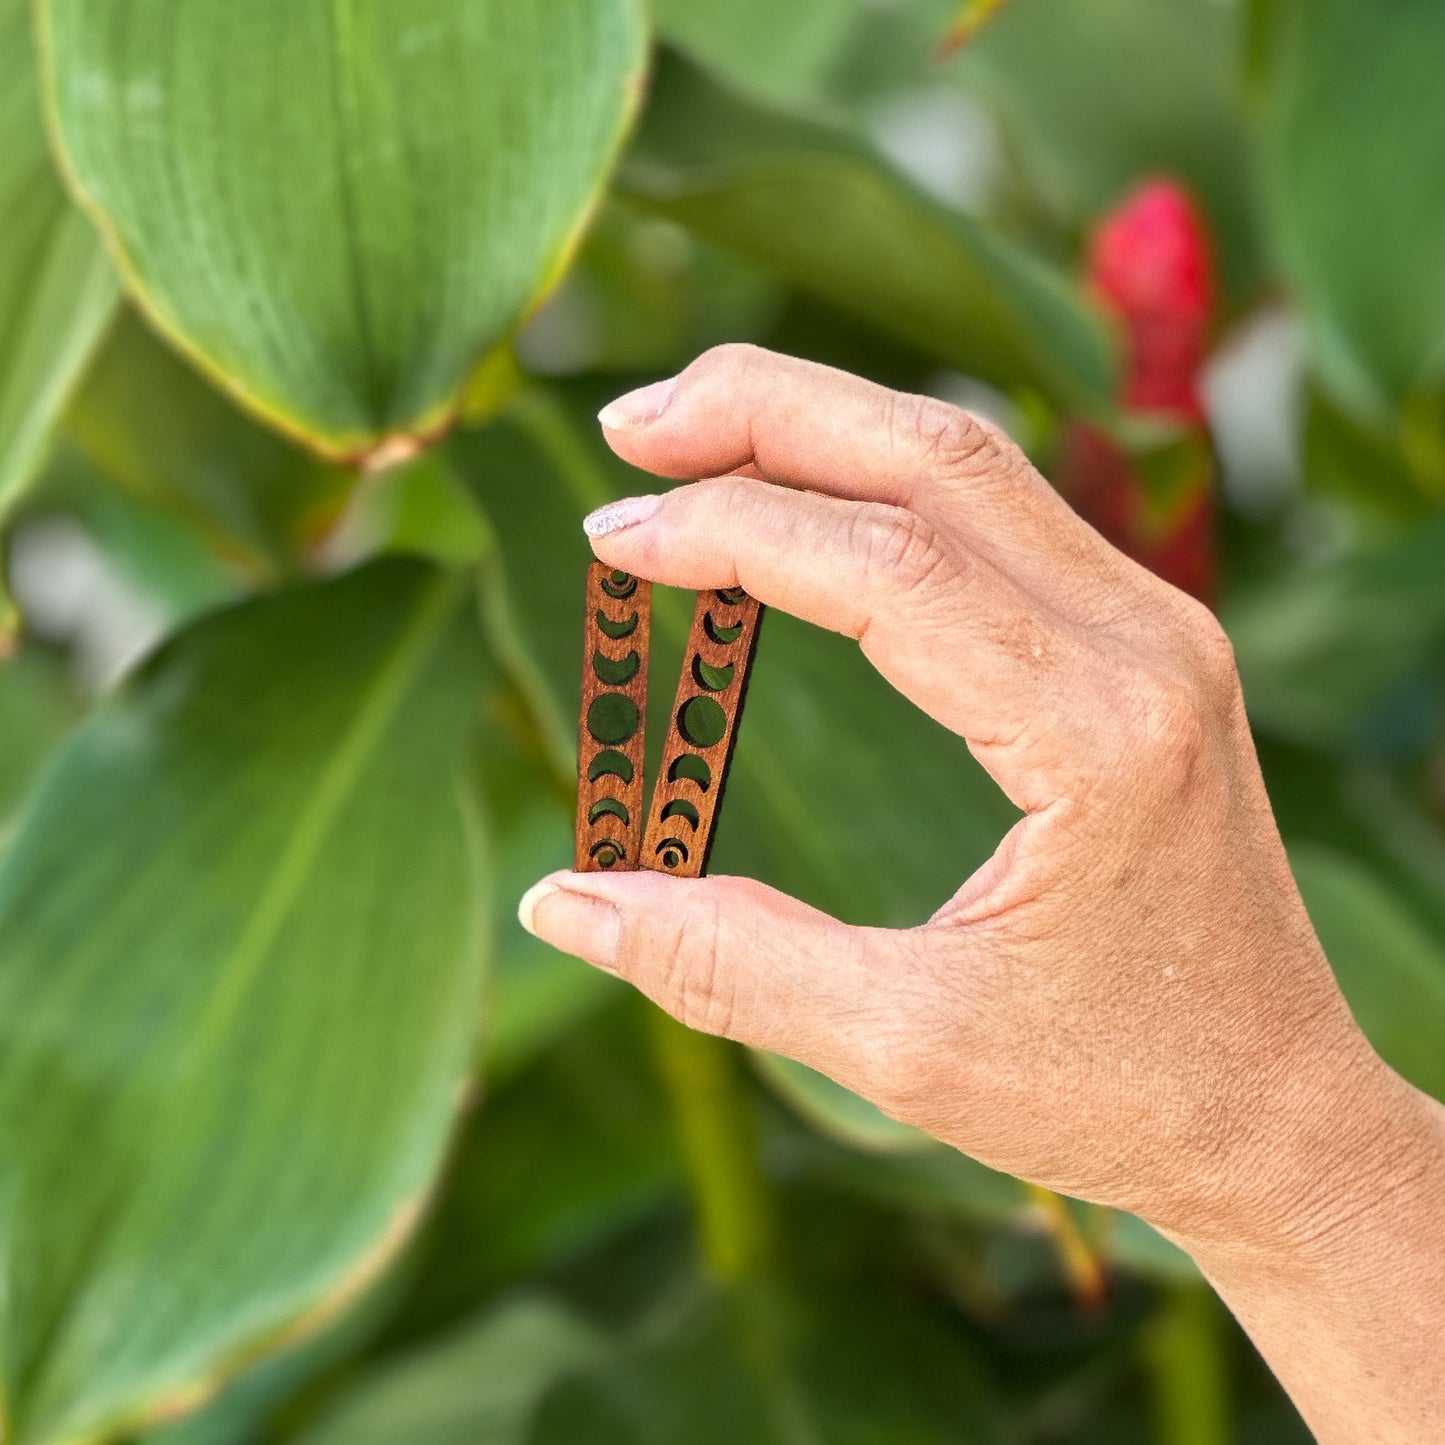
[641,586,763,878]
[574,566,764,877]
[575,563,651,873]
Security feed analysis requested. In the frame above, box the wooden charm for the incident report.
[575,563,651,872]
[641,586,765,878]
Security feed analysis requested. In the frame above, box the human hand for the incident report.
[517,345,1430,1262]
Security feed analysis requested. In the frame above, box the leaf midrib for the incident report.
[188,568,464,1047]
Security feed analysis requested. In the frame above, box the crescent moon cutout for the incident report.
[691,656,734,691]
[589,798,631,826]
[668,753,712,790]
[596,609,638,640]
[593,649,641,685]
[661,799,700,830]
[588,749,635,784]
[703,611,743,645]
[601,571,638,600]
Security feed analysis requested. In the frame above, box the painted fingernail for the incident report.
[597,377,675,431]
[517,878,622,974]
[583,494,661,538]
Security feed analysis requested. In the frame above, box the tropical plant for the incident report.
[2,0,1443,1441]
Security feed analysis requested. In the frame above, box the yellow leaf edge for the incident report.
[30,0,653,471]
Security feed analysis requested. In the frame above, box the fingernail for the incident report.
[583,494,661,538]
[597,377,675,431]
[517,878,622,974]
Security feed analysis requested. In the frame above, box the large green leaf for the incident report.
[0,559,489,1444]
[64,311,353,580]
[293,1295,605,1445]
[1256,0,1445,420]
[39,0,648,461]
[0,0,116,527]
[620,52,1114,417]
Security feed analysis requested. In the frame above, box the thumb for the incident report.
[517,868,900,1073]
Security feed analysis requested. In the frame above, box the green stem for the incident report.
[1143,1281,1231,1445]
[647,1007,777,1285]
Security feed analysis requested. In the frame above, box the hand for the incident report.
[518,346,1445,1440]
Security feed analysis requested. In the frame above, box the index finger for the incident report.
[596,344,1116,594]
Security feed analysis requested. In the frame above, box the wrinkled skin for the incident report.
[521,346,1445,1443]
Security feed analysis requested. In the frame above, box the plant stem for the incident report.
[1022,1182,1108,1308]
[1142,1281,1231,1445]
[647,1006,777,1285]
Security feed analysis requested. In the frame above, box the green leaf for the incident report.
[1256,0,1445,419]
[292,1295,605,1445]
[0,0,117,527]
[1292,844,1445,1102]
[64,311,353,579]
[620,51,1115,416]
[39,0,649,461]
[652,0,858,104]
[392,1001,684,1339]
[0,559,490,1444]
[0,651,76,832]
[532,1281,1007,1445]
[1224,513,1445,753]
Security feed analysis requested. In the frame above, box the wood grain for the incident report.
[641,587,765,878]
[575,563,651,872]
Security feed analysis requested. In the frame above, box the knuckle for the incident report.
[668,894,739,1039]
[890,393,1004,482]
[1129,673,1211,772]
[1181,602,1242,701]
[849,504,953,598]
[686,341,766,389]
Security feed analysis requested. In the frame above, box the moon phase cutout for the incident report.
[596,609,638,640]
[593,649,641,685]
[589,749,635,784]
[668,753,712,789]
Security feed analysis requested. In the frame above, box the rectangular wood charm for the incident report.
[641,586,765,878]
[575,563,651,873]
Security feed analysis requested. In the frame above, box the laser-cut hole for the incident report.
[588,749,635,784]
[655,837,690,868]
[601,571,638,600]
[589,798,630,826]
[678,694,727,748]
[715,586,747,605]
[589,838,624,868]
[668,753,712,790]
[703,612,743,645]
[691,656,734,691]
[587,693,640,745]
[593,649,640,685]
[596,609,638,640]
[661,799,700,830]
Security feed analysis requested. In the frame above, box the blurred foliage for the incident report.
[0,0,1440,1441]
